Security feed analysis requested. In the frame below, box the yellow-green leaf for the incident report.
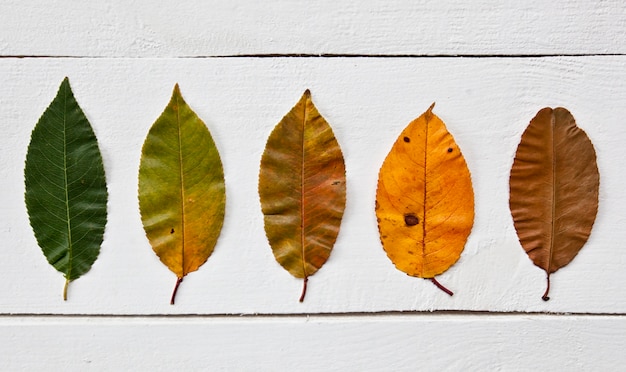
[376,104,474,295]
[138,84,225,304]
[259,90,346,302]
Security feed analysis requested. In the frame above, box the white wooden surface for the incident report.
[1,0,626,56]
[2,57,626,315]
[2,315,624,371]
[1,1,626,370]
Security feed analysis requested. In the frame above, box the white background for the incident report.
[1,1,626,370]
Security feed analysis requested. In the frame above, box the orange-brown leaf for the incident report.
[376,104,474,292]
[259,90,346,302]
[509,107,599,300]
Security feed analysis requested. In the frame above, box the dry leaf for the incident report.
[259,90,346,302]
[509,107,599,301]
[376,103,474,295]
[138,84,226,304]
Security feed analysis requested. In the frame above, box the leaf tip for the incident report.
[173,83,181,94]
[59,77,72,92]
[424,102,436,121]
[427,102,436,113]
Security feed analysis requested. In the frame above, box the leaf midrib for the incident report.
[300,95,307,280]
[421,114,429,274]
[176,92,186,277]
[548,111,556,274]
[62,82,74,282]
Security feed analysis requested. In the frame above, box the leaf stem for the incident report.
[430,277,453,296]
[170,277,183,305]
[299,276,309,302]
[542,274,551,301]
[63,278,70,301]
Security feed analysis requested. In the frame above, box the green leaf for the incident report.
[138,84,226,305]
[258,90,346,302]
[24,77,108,300]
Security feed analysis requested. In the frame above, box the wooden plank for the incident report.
[1,0,625,57]
[1,57,625,314]
[1,315,624,370]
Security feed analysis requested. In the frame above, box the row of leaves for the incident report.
[24,78,599,304]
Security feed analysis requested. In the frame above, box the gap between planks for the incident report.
[1,310,625,319]
[0,53,625,59]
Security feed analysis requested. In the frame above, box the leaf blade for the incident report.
[24,77,108,300]
[138,84,225,304]
[509,107,599,300]
[376,104,474,293]
[259,90,346,301]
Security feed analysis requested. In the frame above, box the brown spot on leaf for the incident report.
[447,148,453,153]
[403,136,410,143]
[170,228,175,234]
[404,213,419,226]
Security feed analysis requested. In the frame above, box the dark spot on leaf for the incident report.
[375,201,380,210]
[376,218,381,223]
[404,213,419,226]
[332,181,341,185]
[447,148,453,153]
[170,228,175,234]
[403,136,410,143]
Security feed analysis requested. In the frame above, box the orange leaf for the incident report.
[509,107,599,301]
[376,104,474,295]
[259,90,346,302]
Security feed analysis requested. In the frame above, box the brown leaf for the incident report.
[376,104,474,295]
[509,107,599,301]
[258,90,346,302]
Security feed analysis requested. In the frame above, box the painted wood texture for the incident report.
[1,57,624,314]
[1,1,625,370]
[1,0,625,56]
[1,315,623,370]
